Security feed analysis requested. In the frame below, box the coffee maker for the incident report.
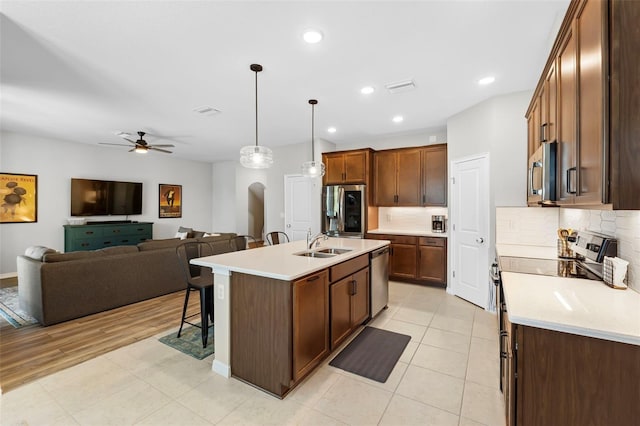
[432,215,446,233]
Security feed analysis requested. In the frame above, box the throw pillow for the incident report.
[191,230,206,238]
[204,232,221,237]
[175,231,189,240]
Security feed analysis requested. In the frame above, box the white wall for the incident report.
[336,127,447,151]
[0,131,214,276]
[446,91,532,270]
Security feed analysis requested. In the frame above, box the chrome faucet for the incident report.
[307,231,328,250]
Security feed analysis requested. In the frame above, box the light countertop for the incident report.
[501,271,640,346]
[192,237,389,281]
[368,229,448,238]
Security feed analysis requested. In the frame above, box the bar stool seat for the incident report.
[176,242,214,348]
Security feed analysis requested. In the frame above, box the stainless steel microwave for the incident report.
[528,142,556,205]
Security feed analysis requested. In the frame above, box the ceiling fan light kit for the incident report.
[301,99,325,178]
[240,63,273,169]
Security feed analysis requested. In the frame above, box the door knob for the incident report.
[476,237,484,244]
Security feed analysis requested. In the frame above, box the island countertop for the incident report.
[191,237,389,281]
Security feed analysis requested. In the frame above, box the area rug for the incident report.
[158,324,214,360]
[329,326,411,383]
[0,286,38,328]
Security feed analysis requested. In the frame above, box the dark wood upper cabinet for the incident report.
[373,145,447,207]
[322,149,372,185]
[526,0,640,209]
[422,144,448,206]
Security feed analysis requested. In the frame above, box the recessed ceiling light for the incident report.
[392,115,404,123]
[327,127,337,133]
[303,29,323,44]
[478,76,495,85]
[361,86,375,95]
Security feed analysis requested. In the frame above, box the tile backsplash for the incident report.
[496,207,559,246]
[560,209,640,292]
[378,206,448,232]
[496,207,639,292]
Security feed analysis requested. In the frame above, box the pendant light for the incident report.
[301,99,325,178]
[240,64,273,169]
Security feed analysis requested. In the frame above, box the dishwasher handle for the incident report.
[371,247,389,259]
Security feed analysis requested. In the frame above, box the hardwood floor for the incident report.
[0,287,197,393]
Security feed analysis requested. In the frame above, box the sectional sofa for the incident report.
[17,233,236,326]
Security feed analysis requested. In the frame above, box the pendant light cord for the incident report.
[311,102,315,161]
[255,69,258,148]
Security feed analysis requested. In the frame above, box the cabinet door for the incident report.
[350,268,370,327]
[544,62,557,144]
[389,243,417,279]
[528,98,541,159]
[418,245,445,283]
[293,270,329,381]
[557,25,577,203]
[422,146,447,206]
[373,151,398,206]
[344,151,367,183]
[324,154,345,185]
[330,276,353,349]
[396,149,422,206]
[575,0,605,205]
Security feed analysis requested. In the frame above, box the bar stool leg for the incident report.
[200,287,208,348]
[177,285,191,338]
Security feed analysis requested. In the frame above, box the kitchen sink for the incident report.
[293,251,336,258]
[315,248,352,255]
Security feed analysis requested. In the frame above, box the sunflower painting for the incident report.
[0,173,37,223]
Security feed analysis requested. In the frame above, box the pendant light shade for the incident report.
[240,64,273,169]
[301,99,325,178]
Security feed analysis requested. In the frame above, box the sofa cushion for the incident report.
[96,246,139,256]
[138,238,194,252]
[24,246,58,261]
[43,250,103,263]
[191,230,206,238]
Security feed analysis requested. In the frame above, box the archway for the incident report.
[247,182,266,244]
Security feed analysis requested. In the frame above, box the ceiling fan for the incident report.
[99,131,174,154]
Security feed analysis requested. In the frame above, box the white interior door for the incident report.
[284,175,320,241]
[451,154,490,309]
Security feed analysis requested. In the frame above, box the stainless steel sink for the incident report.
[315,248,352,255]
[294,251,336,258]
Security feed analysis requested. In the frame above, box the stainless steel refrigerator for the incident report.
[321,184,366,238]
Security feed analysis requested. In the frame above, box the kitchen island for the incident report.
[191,237,389,397]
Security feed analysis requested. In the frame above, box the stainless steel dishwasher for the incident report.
[370,246,389,318]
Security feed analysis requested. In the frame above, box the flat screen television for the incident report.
[71,178,142,216]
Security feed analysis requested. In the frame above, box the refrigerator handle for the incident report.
[338,186,345,232]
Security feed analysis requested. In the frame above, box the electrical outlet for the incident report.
[217,284,224,300]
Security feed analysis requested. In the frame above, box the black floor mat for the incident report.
[329,326,411,383]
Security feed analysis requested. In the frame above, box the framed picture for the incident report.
[159,184,182,218]
[0,173,38,223]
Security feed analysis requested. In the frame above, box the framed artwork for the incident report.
[159,184,182,218]
[0,173,38,223]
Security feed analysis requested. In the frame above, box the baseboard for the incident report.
[0,272,18,280]
[212,360,231,378]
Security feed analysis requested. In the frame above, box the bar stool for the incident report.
[266,231,289,245]
[176,241,214,347]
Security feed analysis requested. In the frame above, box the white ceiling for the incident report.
[1,0,569,163]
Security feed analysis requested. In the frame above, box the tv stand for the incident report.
[64,222,153,252]
[88,220,133,224]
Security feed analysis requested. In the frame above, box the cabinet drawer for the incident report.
[65,226,104,239]
[419,237,445,247]
[330,254,369,283]
[366,234,417,245]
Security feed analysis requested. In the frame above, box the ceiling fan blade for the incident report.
[128,147,137,152]
[149,147,173,154]
[121,138,137,145]
[99,143,133,147]
[149,144,175,148]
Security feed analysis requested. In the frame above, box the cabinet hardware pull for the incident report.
[567,167,577,194]
[500,351,508,359]
[86,231,94,235]
[422,194,426,204]
[540,123,548,143]
[306,276,320,282]
[103,241,111,245]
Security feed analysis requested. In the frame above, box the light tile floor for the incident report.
[0,282,505,425]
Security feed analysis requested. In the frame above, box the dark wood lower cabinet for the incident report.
[367,233,446,285]
[502,314,640,425]
[230,255,372,398]
[293,270,329,382]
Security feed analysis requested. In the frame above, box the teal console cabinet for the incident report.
[64,222,153,252]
